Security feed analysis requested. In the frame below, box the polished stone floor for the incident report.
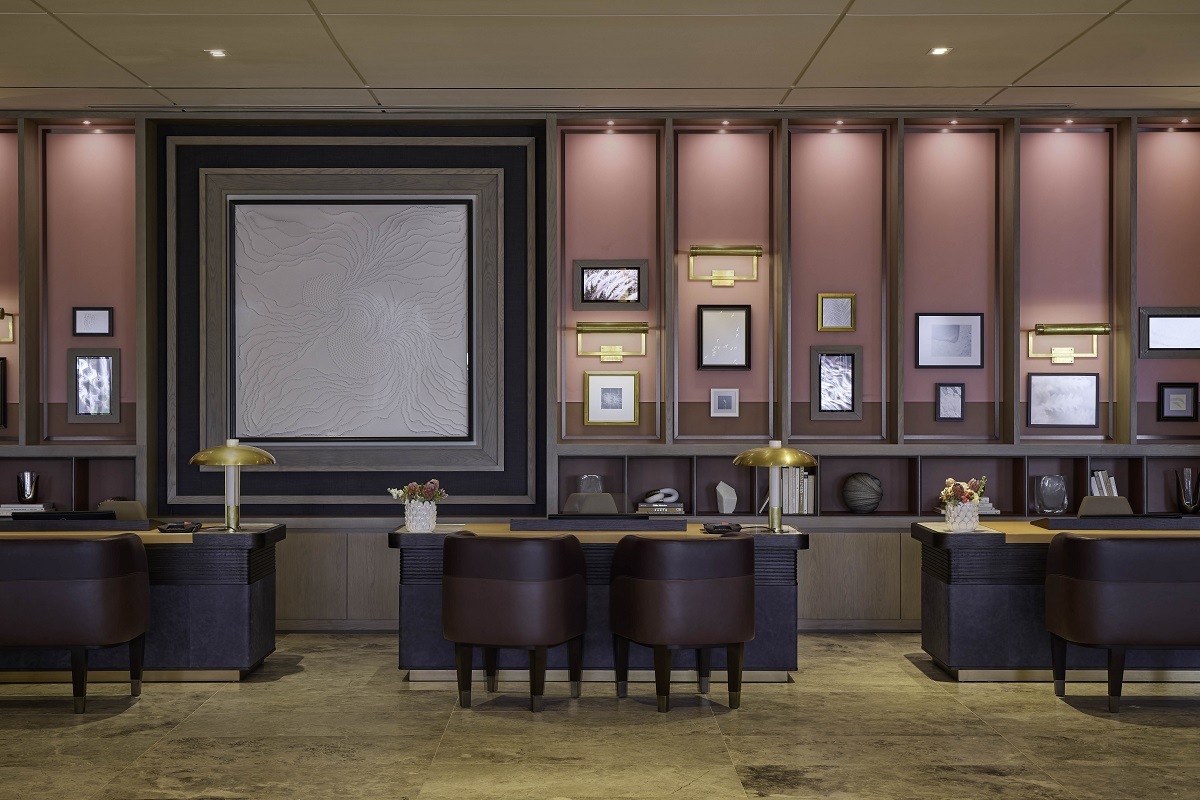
[2,633,1200,799]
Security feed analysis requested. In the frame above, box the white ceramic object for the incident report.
[715,481,737,514]
[405,500,438,532]
[944,501,980,532]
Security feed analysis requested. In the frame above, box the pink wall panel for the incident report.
[1019,130,1111,403]
[675,130,772,403]
[1135,129,1200,398]
[0,133,17,403]
[790,129,884,401]
[44,130,136,403]
[560,131,659,403]
[903,129,998,401]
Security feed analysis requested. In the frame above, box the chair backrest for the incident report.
[0,534,150,647]
[1076,495,1133,516]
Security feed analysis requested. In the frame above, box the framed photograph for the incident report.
[573,259,649,311]
[697,305,751,370]
[1027,372,1099,428]
[72,307,114,337]
[1139,307,1200,358]
[1157,382,1199,422]
[817,293,855,332]
[915,313,984,368]
[935,383,965,422]
[584,371,639,425]
[67,348,121,424]
[710,388,740,418]
[810,345,863,421]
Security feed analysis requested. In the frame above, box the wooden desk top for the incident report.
[917,520,1200,545]
[391,522,806,546]
[0,522,285,546]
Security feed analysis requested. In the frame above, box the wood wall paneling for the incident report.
[346,531,400,624]
[797,530,900,621]
[275,532,347,624]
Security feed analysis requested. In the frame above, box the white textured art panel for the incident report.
[234,202,470,439]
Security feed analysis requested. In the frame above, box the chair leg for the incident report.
[727,642,745,710]
[129,633,146,698]
[70,648,88,714]
[613,635,629,698]
[696,647,711,694]
[1050,633,1067,698]
[454,643,473,708]
[1107,647,1126,713]
[483,647,499,693]
[567,635,583,699]
[653,645,672,713]
[529,646,547,712]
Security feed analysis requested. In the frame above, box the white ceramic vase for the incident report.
[944,500,980,532]
[404,500,438,532]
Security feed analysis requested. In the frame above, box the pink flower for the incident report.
[945,478,955,488]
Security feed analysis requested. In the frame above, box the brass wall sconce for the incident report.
[576,321,648,362]
[1027,323,1112,364]
[733,440,817,533]
[688,245,762,287]
[189,438,276,530]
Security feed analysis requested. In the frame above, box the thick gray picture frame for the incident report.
[1139,306,1200,358]
[67,347,121,424]
[810,345,863,421]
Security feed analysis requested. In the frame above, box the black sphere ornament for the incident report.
[842,472,883,514]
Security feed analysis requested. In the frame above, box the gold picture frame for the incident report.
[817,293,856,332]
[583,371,640,425]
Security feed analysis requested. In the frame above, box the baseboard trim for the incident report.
[278,620,399,632]
[405,668,793,683]
[797,620,921,632]
[0,669,243,683]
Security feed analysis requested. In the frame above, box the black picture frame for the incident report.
[573,259,649,311]
[915,313,985,368]
[1027,372,1099,428]
[697,305,751,370]
[1157,382,1199,422]
[1139,307,1200,358]
[809,345,863,421]
[72,306,114,337]
[934,382,965,422]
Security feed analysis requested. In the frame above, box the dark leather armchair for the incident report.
[1046,532,1200,712]
[0,534,150,713]
[442,532,586,712]
[609,532,755,712]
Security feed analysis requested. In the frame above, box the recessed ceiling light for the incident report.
[204,49,226,57]
[606,120,614,125]
[82,120,91,125]
[1065,119,1074,124]
[836,120,844,125]
[722,120,730,125]
[950,120,958,125]
[1183,118,1191,124]
[928,46,952,56]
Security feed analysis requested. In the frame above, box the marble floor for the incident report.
[2,633,1200,799]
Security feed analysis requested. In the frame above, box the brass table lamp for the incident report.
[189,438,276,531]
[733,440,817,532]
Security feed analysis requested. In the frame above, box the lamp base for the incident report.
[225,505,240,532]
[767,506,783,533]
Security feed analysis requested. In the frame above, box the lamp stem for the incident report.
[768,439,783,533]
[224,438,240,531]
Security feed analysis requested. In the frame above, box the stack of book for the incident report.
[780,467,815,515]
[1089,469,1119,496]
[0,503,53,517]
[636,502,685,515]
[977,496,1000,515]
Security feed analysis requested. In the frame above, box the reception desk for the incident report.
[388,523,808,682]
[0,523,286,681]
[912,520,1200,681]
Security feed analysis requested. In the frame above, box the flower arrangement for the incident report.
[940,476,986,507]
[388,479,448,504]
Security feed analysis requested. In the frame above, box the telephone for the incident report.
[158,522,202,533]
[702,523,741,535]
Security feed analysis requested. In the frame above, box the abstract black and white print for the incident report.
[937,384,963,420]
[75,356,113,416]
[600,387,623,410]
[582,268,640,303]
[931,324,972,358]
[819,353,855,412]
[1028,374,1099,427]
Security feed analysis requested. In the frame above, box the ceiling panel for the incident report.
[329,14,835,88]
[781,86,1003,107]
[316,0,846,14]
[45,0,309,11]
[0,0,41,11]
[0,87,168,109]
[160,88,377,107]
[0,15,145,87]
[799,13,1104,87]
[1020,14,1200,86]
[848,0,1122,12]
[371,87,788,109]
[62,14,361,88]
[990,85,1200,109]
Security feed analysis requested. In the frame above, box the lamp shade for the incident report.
[733,445,816,468]
[189,442,276,467]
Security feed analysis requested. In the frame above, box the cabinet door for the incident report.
[797,531,900,620]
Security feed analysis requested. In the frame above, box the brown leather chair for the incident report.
[610,532,755,712]
[442,532,586,712]
[1046,532,1200,712]
[0,534,150,713]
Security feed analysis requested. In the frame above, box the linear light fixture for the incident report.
[688,244,762,287]
[576,321,648,362]
[1028,323,1112,364]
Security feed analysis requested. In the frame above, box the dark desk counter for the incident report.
[388,523,807,681]
[0,524,286,680]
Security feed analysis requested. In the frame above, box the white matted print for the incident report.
[1027,373,1099,428]
[584,371,639,425]
[710,388,740,418]
[916,313,984,368]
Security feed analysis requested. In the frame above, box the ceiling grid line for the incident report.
[305,0,381,108]
[777,0,857,107]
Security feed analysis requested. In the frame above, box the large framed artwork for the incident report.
[697,305,751,370]
[915,313,984,368]
[1027,372,1099,428]
[1139,307,1200,358]
[230,200,472,441]
[809,345,863,421]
